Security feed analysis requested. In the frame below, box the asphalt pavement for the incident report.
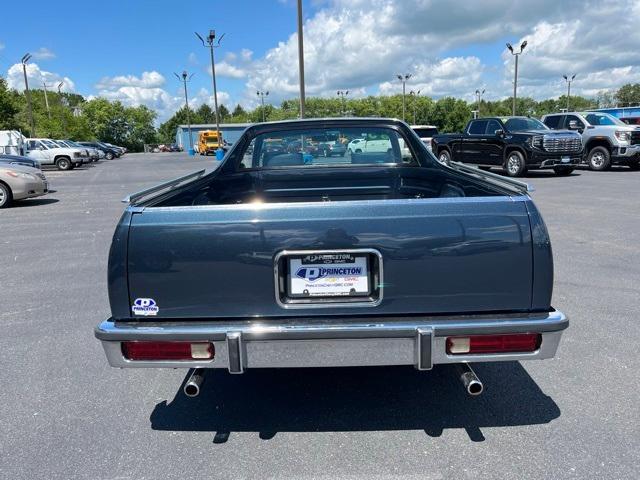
[1,153,638,479]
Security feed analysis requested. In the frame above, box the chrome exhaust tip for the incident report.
[184,368,205,397]
[455,363,483,396]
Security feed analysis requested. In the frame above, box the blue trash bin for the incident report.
[215,148,225,160]
[188,148,196,156]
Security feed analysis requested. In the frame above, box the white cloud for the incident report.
[31,47,56,60]
[215,62,246,79]
[94,71,230,122]
[6,62,75,91]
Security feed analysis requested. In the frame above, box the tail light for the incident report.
[446,333,541,355]
[122,341,214,361]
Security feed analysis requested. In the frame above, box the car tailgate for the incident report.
[123,196,533,319]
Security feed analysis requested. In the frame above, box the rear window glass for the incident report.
[543,116,562,129]
[413,127,438,138]
[238,127,417,170]
[468,120,488,134]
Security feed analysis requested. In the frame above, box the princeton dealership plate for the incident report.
[288,253,370,297]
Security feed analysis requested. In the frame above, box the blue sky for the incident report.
[2,0,639,121]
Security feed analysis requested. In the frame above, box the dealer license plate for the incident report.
[561,156,570,163]
[289,253,370,297]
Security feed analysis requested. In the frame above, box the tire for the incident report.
[628,160,639,170]
[355,149,362,154]
[587,146,611,171]
[554,166,575,176]
[437,149,451,166]
[0,182,12,209]
[56,157,72,171]
[105,152,114,160]
[504,150,526,177]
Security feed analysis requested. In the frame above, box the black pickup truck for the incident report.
[431,117,583,177]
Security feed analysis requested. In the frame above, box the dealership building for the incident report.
[175,123,251,150]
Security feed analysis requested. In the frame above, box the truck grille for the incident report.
[543,135,582,153]
[631,131,640,146]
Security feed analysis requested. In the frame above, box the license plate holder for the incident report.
[275,249,383,308]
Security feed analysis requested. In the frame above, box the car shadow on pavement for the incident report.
[14,198,60,207]
[150,362,560,442]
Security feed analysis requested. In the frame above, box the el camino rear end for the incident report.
[95,118,567,397]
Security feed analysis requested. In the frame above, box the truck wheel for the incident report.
[355,149,362,154]
[553,166,574,176]
[505,151,526,177]
[587,146,611,171]
[437,150,451,165]
[0,182,13,208]
[56,157,72,171]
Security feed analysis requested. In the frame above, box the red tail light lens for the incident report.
[122,341,214,361]
[446,333,541,355]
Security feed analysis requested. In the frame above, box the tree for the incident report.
[218,104,230,122]
[231,104,247,121]
[195,104,215,123]
[614,83,640,106]
[0,77,19,130]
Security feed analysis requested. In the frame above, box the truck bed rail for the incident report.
[122,169,206,205]
[449,161,534,194]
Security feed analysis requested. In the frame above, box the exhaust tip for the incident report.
[184,383,200,397]
[467,380,483,396]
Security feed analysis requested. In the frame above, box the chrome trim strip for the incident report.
[273,248,384,309]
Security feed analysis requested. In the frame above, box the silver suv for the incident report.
[541,112,640,170]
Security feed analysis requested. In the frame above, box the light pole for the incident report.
[506,40,527,115]
[396,74,412,121]
[257,91,269,122]
[475,88,485,117]
[174,71,195,152]
[58,82,68,136]
[409,90,420,124]
[195,30,224,151]
[563,74,576,111]
[297,0,305,118]
[21,53,35,136]
[337,90,349,116]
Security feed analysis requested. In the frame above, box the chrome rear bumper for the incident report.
[95,310,567,372]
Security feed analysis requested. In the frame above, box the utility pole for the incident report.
[563,74,576,111]
[42,81,53,119]
[297,0,305,118]
[337,90,349,116]
[174,71,195,152]
[475,88,485,117]
[21,53,35,136]
[257,91,269,122]
[409,90,420,124]
[195,30,224,152]
[396,74,412,121]
[506,41,527,115]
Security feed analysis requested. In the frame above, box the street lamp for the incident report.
[195,29,225,154]
[297,0,305,118]
[396,73,412,121]
[337,90,349,116]
[506,40,527,115]
[409,90,420,124]
[21,53,35,136]
[257,91,269,122]
[563,74,576,111]
[58,82,68,136]
[475,88,485,117]
[174,71,195,152]
[42,81,54,119]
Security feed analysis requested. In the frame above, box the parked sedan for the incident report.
[0,154,41,169]
[78,141,119,160]
[0,163,49,208]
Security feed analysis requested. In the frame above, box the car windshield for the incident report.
[238,127,417,170]
[504,118,548,132]
[583,112,625,126]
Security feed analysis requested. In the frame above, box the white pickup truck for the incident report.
[26,138,88,170]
